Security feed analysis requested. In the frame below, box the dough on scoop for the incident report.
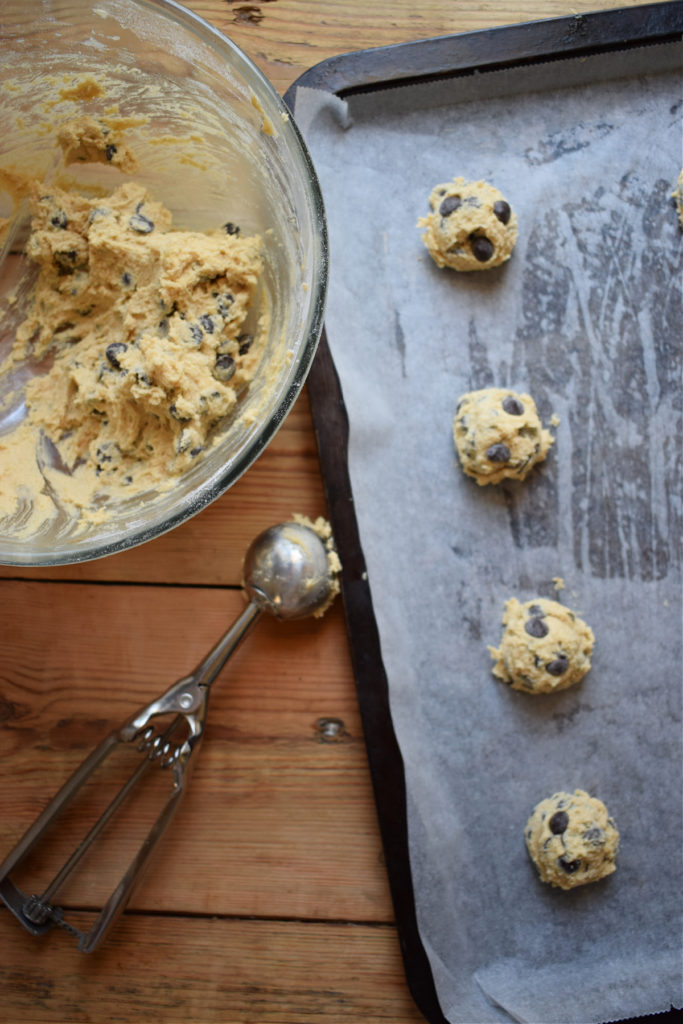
[489,597,594,694]
[525,790,619,890]
[453,387,554,485]
[291,513,342,618]
[418,177,518,271]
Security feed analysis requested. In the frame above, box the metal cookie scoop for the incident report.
[0,520,339,953]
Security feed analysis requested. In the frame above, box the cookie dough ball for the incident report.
[418,177,518,271]
[489,597,594,694]
[672,169,683,227]
[525,790,619,889]
[453,388,554,485]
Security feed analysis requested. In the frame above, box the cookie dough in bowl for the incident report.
[453,387,554,485]
[489,596,594,694]
[4,180,265,510]
[418,177,518,271]
[0,0,327,566]
[525,790,619,890]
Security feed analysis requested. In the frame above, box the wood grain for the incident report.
[0,583,390,922]
[190,0,673,94]
[0,915,425,1023]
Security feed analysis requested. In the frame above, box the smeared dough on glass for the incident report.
[525,790,619,890]
[489,597,594,694]
[57,115,138,173]
[418,178,518,272]
[453,387,554,485]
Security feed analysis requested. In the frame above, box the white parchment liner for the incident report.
[294,42,682,1024]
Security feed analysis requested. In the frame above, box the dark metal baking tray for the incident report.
[285,5,683,1021]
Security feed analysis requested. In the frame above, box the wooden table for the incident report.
[0,2,672,1020]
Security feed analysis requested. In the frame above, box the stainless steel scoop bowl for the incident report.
[0,520,339,952]
[244,520,336,620]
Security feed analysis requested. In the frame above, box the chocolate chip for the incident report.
[54,249,79,271]
[129,204,154,234]
[188,323,203,345]
[237,332,253,356]
[213,353,236,382]
[198,314,214,333]
[546,655,569,677]
[502,395,524,415]
[493,200,511,224]
[470,235,494,262]
[105,144,118,162]
[558,857,581,874]
[549,811,569,834]
[528,604,545,617]
[89,207,112,223]
[223,222,240,235]
[485,443,510,463]
[121,272,133,286]
[105,342,128,369]
[50,211,67,229]
[95,442,121,472]
[217,293,234,319]
[439,196,462,217]
[525,617,549,638]
[583,827,606,846]
[129,213,154,234]
[169,403,191,423]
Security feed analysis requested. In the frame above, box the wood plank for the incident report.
[0,581,392,922]
[0,914,426,1023]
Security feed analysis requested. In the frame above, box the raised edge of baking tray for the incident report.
[285,5,683,1022]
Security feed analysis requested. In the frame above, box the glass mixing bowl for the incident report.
[0,0,327,565]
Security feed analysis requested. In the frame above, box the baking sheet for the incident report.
[293,28,682,1024]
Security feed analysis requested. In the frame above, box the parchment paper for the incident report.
[293,41,682,1024]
